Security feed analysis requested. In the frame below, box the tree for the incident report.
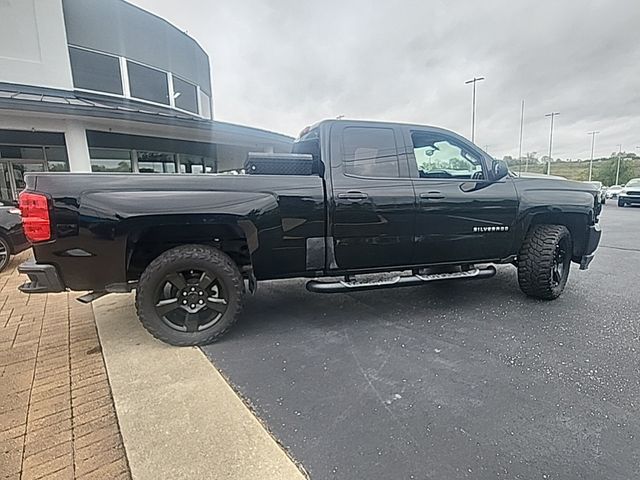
[597,158,635,186]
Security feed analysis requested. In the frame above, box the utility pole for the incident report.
[587,131,599,181]
[545,112,559,175]
[518,100,525,174]
[616,144,622,185]
[465,76,485,143]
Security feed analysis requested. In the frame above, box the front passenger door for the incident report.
[406,128,518,265]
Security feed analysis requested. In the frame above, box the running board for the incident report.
[306,266,497,293]
[76,291,107,304]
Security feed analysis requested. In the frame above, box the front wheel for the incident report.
[517,225,572,300]
[136,245,244,346]
[618,198,626,207]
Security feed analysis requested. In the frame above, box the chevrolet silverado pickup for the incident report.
[17,120,602,345]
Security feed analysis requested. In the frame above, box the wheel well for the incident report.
[527,212,589,259]
[126,224,251,281]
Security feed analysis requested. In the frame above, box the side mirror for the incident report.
[492,159,509,180]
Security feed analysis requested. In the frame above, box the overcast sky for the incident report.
[130,0,640,160]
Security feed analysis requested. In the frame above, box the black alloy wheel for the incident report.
[551,238,569,288]
[154,269,228,333]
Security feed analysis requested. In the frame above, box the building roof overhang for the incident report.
[0,83,293,148]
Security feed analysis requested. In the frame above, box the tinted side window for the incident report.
[411,132,484,180]
[127,61,170,105]
[69,47,123,95]
[343,127,400,178]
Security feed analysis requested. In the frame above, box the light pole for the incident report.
[465,76,485,143]
[545,112,559,175]
[518,100,525,173]
[616,144,622,185]
[587,131,599,181]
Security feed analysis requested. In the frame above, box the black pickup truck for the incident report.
[18,120,602,345]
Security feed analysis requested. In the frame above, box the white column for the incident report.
[64,122,91,172]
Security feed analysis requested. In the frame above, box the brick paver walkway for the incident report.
[0,253,131,480]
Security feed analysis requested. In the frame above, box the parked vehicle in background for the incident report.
[584,181,606,204]
[17,119,603,346]
[606,185,623,199]
[0,201,29,272]
[618,178,640,207]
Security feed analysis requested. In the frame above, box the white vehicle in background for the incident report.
[606,185,623,199]
[584,181,606,204]
[618,179,640,207]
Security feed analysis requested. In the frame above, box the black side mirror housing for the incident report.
[492,159,509,180]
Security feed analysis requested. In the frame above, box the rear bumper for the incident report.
[18,260,65,293]
[579,223,602,270]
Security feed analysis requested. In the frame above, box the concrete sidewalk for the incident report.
[0,253,130,480]
[93,294,306,480]
[2,253,305,479]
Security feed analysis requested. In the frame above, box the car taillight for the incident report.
[19,192,51,243]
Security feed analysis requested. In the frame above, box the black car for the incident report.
[0,201,29,272]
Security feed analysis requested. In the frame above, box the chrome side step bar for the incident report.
[306,266,496,293]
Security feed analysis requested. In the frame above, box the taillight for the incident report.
[19,192,51,243]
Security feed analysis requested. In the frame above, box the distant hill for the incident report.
[508,157,640,186]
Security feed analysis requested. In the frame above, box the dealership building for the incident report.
[0,0,293,202]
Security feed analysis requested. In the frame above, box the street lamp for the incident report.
[545,112,559,175]
[616,144,622,185]
[465,76,485,143]
[518,100,525,173]
[587,131,599,181]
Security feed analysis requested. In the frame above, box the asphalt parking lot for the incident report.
[202,204,640,480]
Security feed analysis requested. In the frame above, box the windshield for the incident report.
[625,179,640,188]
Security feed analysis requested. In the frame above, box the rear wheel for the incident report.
[136,245,243,346]
[517,225,572,300]
[0,236,11,273]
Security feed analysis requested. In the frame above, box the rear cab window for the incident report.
[342,126,402,178]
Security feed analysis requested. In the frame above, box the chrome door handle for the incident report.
[338,191,368,201]
[419,191,445,200]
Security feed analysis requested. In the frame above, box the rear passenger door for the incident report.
[329,123,416,270]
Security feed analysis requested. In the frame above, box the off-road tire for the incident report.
[517,225,572,300]
[136,245,243,346]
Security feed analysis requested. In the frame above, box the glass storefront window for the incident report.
[44,147,70,172]
[128,61,170,105]
[0,146,45,160]
[178,154,216,174]
[137,152,176,173]
[69,47,123,95]
[89,148,132,172]
[173,77,199,114]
